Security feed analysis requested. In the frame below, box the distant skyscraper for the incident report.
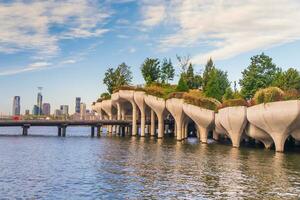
[42,103,51,115]
[54,109,62,117]
[12,96,21,116]
[75,97,81,113]
[32,105,39,115]
[60,105,69,115]
[37,92,43,115]
[80,103,86,120]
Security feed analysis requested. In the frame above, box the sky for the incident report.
[0,0,300,115]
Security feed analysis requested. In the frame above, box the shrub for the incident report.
[113,85,136,93]
[144,84,177,99]
[283,89,300,100]
[253,87,284,104]
[99,92,111,101]
[219,99,248,109]
[183,92,221,111]
[166,92,185,100]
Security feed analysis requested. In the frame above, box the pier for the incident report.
[0,120,131,137]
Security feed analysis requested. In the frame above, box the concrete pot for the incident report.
[183,103,215,143]
[247,100,300,152]
[166,98,185,141]
[218,106,248,148]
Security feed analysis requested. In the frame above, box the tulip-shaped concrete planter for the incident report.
[183,103,215,143]
[134,91,147,137]
[119,90,138,136]
[247,100,300,152]
[144,95,166,139]
[218,106,248,148]
[214,113,228,140]
[101,99,114,134]
[166,98,185,141]
[246,123,273,149]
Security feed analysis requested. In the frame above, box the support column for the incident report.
[157,114,164,139]
[176,121,182,141]
[213,130,219,141]
[62,125,67,137]
[58,127,62,137]
[198,125,208,143]
[22,124,30,136]
[132,102,137,136]
[97,125,101,137]
[150,110,155,136]
[91,126,95,137]
[140,111,146,137]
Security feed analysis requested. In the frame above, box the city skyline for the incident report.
[1,1,300,114]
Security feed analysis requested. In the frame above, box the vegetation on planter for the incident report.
[253,87,284,104]
[183,92,221,111]
[176,75,189,92]
[166,92,185,100]
[239,53,280,99]
[103,62,132,94]
[219,99,248,109]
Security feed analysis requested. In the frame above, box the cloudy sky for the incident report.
[0,0,300,114]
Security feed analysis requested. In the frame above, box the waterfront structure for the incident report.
[75,97,81,113]
[12,96,21,116]
[80,103,86,120]
[92,89,300,153]
[60,105,69,116]
[37,92,43,115]
[42,103,51,115]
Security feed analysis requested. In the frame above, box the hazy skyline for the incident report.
[1,0,300,114]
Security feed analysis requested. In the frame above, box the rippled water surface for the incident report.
[0,127,299,199]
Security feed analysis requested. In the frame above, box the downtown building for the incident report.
[42,103,51,115]
[12,96,21,116]
[75,97,81,113]
[60,105,69,116]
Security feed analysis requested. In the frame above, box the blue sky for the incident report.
[0,0,300,115]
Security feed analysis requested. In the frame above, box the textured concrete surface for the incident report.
[218,106,248,148]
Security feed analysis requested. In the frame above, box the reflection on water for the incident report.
[0,127,299,199]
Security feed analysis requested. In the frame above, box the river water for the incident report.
[0,127,299,199]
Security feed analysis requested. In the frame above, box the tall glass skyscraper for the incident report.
[37,92,43,115]
[12,96,21,116]
[75,97,81,113]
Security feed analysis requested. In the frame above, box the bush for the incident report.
[183,92,221,111]
[113,85,136,93]
[219,99,248,109]
[253,87,284,104]
[99,92,111,101]
[166,92,185,100]
[144,84,177,99]
[283,89,300,100]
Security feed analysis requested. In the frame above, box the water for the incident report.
[0,127,299,199]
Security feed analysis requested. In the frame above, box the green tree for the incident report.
[204,68,230,101]
[273,68,300,91]
[239,53,280,99]
[222,87,234,101]
[103,63,132,94]
[141,58,160,85]
[176,75,189,92]
[160,58,175,84]
[202,58,215,91]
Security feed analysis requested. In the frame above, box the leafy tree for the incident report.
[222,87,234,101]
[141,58,160,85]
[176,75,189,92]
[273,68,300,91]
[239,53,280,99]
[204,68,230,101]
[160,58,175,84]
[202,58,215,91]
[103,63,132,94]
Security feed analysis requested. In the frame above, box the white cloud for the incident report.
[140,2,166,28]
[0,62,51,76]
[0,0,110,57]
[129,47,136,53]
[140,0,300,63]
